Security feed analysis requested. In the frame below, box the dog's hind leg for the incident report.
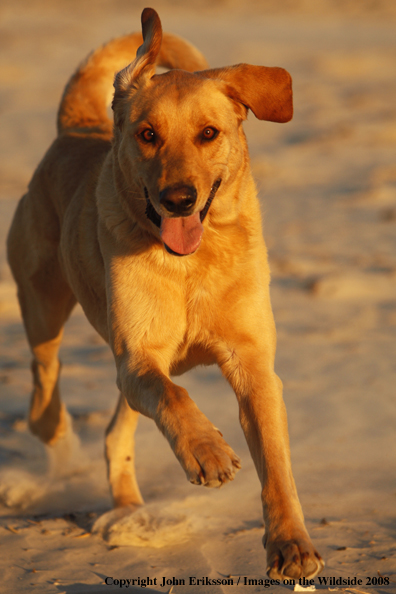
[105,392,143,509]
[19,273,76,446]
[7,204,77,446]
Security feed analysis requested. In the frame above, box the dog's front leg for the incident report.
[219,339,324,580]
[115,362,241,488]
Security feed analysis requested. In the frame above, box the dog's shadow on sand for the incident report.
[57,578,162,594]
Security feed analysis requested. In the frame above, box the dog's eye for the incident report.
[202,127,218,141]
[140,129,156,143]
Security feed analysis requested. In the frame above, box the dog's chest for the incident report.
[182,266,235,343]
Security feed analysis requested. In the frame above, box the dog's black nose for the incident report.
[159,184,197,215]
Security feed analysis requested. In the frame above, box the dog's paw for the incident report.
[177,426,241,488]
[92,504,141,540]
[92,502,197,548]
[265,534,324,581]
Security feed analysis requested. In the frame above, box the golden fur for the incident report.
[7,8,324,580]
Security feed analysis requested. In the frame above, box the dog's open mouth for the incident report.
[145,180,221,256]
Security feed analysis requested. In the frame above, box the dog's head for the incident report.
[112,8,293,256]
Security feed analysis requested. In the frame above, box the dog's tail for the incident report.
[57,31,208,134]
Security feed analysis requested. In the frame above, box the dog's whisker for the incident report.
[105,184,145,203]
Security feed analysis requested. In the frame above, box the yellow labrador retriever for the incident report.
[7,7,324,580]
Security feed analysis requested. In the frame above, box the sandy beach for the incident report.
[0,1,395,592]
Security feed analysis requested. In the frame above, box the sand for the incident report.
[0,1,395,592]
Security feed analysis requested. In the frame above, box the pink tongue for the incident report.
[160,213,203,255]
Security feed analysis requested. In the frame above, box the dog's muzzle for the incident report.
[144,180,222,256]
[144,179,221,229]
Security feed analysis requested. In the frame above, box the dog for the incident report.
[7,7,324,580]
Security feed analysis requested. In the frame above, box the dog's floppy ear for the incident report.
[113,8,162,128]
[200,64,293,123]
